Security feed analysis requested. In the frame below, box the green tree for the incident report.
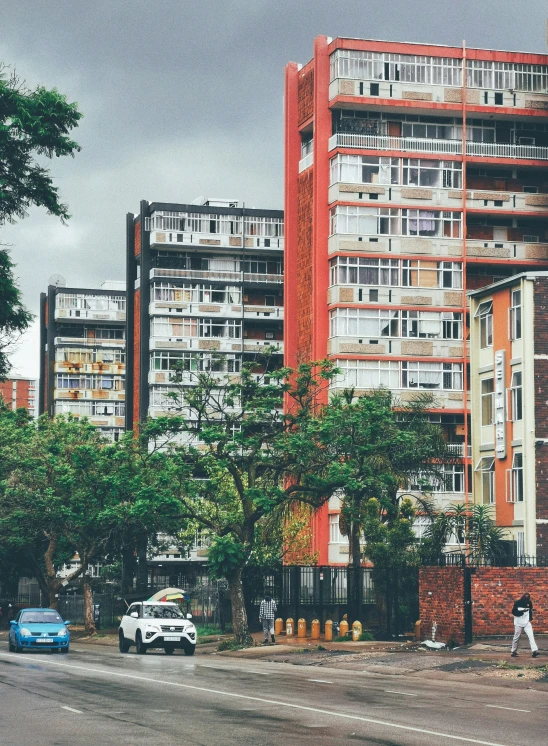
[423,503,506,565]
[155,358,337,645]
[316,389,453,626]
[0,63,82,378]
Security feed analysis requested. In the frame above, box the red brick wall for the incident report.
[534,280,548,552]
[296,170,314,364]
[297,66,314,125]
[419,567,466,643]
[134,220,141,257]
[420,566,548,642]
[471,567,548,636]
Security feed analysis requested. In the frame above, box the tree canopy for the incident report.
[0,63,82,379]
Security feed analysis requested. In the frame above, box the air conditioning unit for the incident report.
[518,137,535,145]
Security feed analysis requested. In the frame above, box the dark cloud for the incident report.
[1,0,546,375]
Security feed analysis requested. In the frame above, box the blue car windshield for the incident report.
[20,611,63,624]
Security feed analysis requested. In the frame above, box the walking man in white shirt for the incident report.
[511,592,539,658]
[259,594,277,645]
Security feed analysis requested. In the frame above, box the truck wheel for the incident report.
[183,644,196,657]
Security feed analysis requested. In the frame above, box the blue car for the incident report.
[9,608,71,653]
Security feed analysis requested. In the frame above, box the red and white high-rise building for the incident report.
[285,36,548,564]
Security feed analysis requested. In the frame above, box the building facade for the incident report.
[125,198,284,431]
[470,272,548,558]
[285,36,548,564]
[0,376,37,418]
[125,199,284,568]
[39,281,127,440]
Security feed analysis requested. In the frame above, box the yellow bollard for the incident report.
[324,620,333,642]
[339,619,349,638]
[286,618,294,637]
[275,618,284,636]
[311,619,320,640]
[352,620,362,641]
[414,619,421,641]
[298,618,307,638]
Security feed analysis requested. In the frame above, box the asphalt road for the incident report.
[0,643,547,746]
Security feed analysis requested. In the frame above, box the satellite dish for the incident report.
[48,274,66,287]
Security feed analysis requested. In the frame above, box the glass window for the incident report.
[509,371,523,421]
[336,359,400,389]
[475,301,493,348]
[510,289,522,340]
[329,514,345,543]
[476,457,495,504]
[481,378,494,426]
[508,452,524,503]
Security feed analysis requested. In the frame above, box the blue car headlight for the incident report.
[20,627,31,637]
[58,628,68,637]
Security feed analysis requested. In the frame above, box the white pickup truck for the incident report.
[119,601,196,655]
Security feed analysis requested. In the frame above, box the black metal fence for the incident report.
[432,553,548,568]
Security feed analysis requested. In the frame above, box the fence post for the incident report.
[463,556,473,644]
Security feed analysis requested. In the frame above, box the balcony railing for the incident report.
[328,133,548,161]
[298,152,314,172]
[150,268,283,284]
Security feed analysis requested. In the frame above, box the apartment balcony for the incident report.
[328,285,464,310]
[328,133,548,161]
[149,335,282,354]
[148,300,284,320]
[54,389,125,401]
[61,414,125,429]
[54,337,125,349]
[148,230,283,252]
[328,183,548,214]
[54,308,126,322]
[328,382,464,410]
[447,443,472,459]
[298,152,314,173]
[328,76,548,112]
[327,337,464,360]
[327,233,463,258]
[150,268,283,285]
[54,362,125,375]
[466,240,548,261]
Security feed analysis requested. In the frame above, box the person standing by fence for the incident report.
[259,594,277,645]
[511,592,539,658]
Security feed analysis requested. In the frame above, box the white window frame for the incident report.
[508,370,523,422]
[509,289,522,341]
[475,301,493,349]
[476,457,495,505]
[506,452,524,503]
[481,377,495,426]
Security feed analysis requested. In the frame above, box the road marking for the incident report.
[384,690,417,697]
[485,705,531,713]
[308,679,333,684]
[1,655,513,746]
[61,706,83,714]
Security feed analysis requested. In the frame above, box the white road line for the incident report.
[384,690,417,697]
[61,706,83,714]
[0,655,514,746]
[485,705,531,713]
[308,679,333,684]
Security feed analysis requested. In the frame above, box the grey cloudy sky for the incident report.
[1,0,547,378]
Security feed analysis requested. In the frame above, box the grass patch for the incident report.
[217,636,253,652]
[196,624,230,638]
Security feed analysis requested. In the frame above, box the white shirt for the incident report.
[515,607,530,626]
